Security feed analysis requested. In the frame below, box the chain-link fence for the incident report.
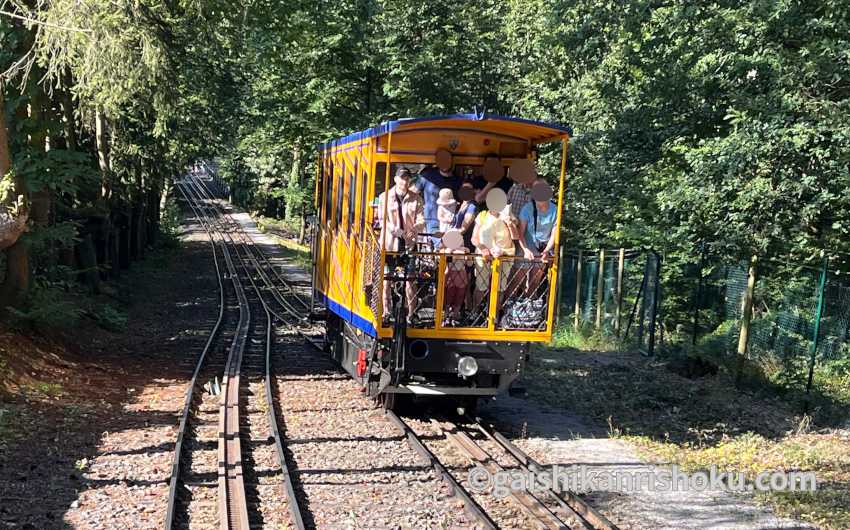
[558,249,662,355]
[560,249,850,402]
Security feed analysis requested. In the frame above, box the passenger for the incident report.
[418,149,460,244]
[506,179,532,219]
[440,230,469,326]
[471,204,516,315]
[516,179,558,296]
[473,154,513,203]
[436,188,457,234]
[376,167,424,322]
[450,180,478,247]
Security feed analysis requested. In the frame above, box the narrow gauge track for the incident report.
[164,186,234,528]
[390,411,622,530]
[166,178,305,530]
[189,178,313,323]
[187,176,326,354]
[173,171,620,530]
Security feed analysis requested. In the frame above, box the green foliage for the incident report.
[6,286,84,329]
[91,304,127,332]
[159,196,182,246]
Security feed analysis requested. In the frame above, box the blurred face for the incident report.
[394,174,411,194]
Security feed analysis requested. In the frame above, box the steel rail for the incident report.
[192,176,310,311]
[228,215,307,530]
[186,178,308,324]
[187,177,324,351]
[384,410,499,530]
[164,183,228,529]
[182,179,252,530]
[180,178,252,529]
[469,416,620,530]
[438,418,570,530]
[182,176,306,530]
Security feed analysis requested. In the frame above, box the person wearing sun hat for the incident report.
[436,188,458,234]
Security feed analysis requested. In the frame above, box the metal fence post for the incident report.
[595,249,605,329]
[615,248,625,335]
[574,250,583,330]
[804,256,829,408]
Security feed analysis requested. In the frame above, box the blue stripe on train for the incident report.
[323,293,378,337]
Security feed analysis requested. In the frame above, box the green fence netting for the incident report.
[560,250,850,382]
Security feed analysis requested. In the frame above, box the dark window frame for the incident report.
[335,158,345,231]
[324,157,334,225]
[348,158,358,236]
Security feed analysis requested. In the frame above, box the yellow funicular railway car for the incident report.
[311,112,570,409]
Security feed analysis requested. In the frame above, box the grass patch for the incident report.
[549,323,626,352]
[523,340,850,530]
[256,215,302,239]
[276,241,312,270]
[20,381,63,399]
[255,216,312,270]
[626,431,850,530]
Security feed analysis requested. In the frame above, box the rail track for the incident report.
[165,177,305,529]
[389,410,621,530]
[166,171,620,530]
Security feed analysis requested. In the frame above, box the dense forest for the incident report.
[1,0,848,315]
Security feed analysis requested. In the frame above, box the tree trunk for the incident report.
[0,86,28,252]
[118,209,131,269]
[108,225,120,278]
[286,145,301,222]
[0,240,30,308]
[298,207,307,245]
[61,86,77,151]
[76,233,100,294]
[96,107,111,201]
[131,201,146,260]
[0,87,30,308]
[28,84,51,229]
[146,178,162,246]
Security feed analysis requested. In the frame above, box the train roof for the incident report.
[319,112,572,151]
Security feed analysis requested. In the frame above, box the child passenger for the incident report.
[440,229,469,326]
[436,188,457,234]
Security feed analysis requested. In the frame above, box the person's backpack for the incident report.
[500,298,547,329]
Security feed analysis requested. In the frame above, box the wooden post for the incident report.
[595,249,605,329]
[615,248,625,335]
[735,255,758,384]
[573,250,583,330]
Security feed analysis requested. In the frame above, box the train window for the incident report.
[317,156,323,216]
[324,158,334,225]
[359,166,368,235]
[348,159,358,235]
[374,162,387,199]
[336,160,345,231]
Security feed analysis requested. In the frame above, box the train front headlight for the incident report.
[458,356,478,378]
